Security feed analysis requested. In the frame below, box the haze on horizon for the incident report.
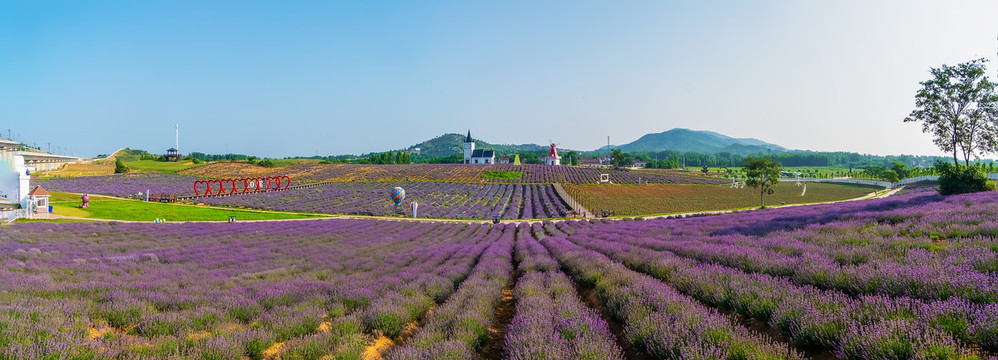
[2,1,997,158]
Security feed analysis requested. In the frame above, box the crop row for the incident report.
[181,162,725,184]
[0,220,504,359]
[386,231,514,358]
[563,182,881,216]
[503,223,625,359]
[558,223,993,358]
[562,185,998,304]
[199,182,571,219]
[34,173,207,197]
[534,229,804,358]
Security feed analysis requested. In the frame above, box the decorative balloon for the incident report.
[390,187,406,206]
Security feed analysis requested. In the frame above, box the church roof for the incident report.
[28,186,49,196]
[471,149,495,158]
[466,131,473,143]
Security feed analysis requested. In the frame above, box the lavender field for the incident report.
[4,185,998,359]
[199,182,571,219]
[34,173,208,197]
[181,162,726,185]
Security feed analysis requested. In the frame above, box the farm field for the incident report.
[564,182,882,216]
[34,163,115,177]
[198,182,571,219]
[47,192,320,222]
[5,185,997,358]
[122,160,204,174]
[35,173,207,198]
[180,162,725,184]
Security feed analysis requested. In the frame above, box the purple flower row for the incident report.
[504,223,624,360]
[199,182,570,219]
[34,173,207,197]
[538,235,804,358]
[560,223,990,357]
[386,229,515,359]
[0,220,504,358]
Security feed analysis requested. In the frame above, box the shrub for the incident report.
[481,170,522,180]
[258,159,277,168]
[936,163,993,195]
[114,158,129,174]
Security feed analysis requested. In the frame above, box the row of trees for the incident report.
[360,150,412,165]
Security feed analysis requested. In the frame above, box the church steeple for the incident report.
[466,130,472,143]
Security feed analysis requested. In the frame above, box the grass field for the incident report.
[564,182,883,216]
[48,192,322,221]
[122,159,204,173]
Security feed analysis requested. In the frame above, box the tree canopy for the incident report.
[904,58,998,168]
[743,156,782,207]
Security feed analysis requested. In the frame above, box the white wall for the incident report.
[0,151,29,208]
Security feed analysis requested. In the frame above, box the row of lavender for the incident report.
[182,162,726,184]
[0,220,504,359]
[543,186,998,358]
[34,173,207,197]
[199,182,571,219]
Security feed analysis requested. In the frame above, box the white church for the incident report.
[463,131,496,164]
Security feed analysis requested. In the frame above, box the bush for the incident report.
[481,171,523,180]
[258,159,276,168]
[936,163,994,195]
[114,158,129,174]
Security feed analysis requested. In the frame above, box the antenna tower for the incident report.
[176,124,180,155]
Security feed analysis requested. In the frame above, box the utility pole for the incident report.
[176,124,180,155]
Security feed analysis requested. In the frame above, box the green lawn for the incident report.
[123,160,204,173]
[49,192,322,222]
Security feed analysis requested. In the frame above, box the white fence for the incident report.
[2,209,30,223]
[773,173,998,189]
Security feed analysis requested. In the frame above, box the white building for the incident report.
[463,131,496,164]
[0,138,80,209]
[539,144,561,166]
[0,138,31,209]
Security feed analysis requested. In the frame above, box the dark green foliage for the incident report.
[936,162,994,195]
[257,159,277,167]
[481,171,522,179]
[743,156,782,207]
[114,158,128,173]
[610,149,634,168]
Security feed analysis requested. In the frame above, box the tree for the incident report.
[114,158,128,173]
[904,58,998,168]
[610,149,634,169]
[891,161,909,179]
[743,156,782,207]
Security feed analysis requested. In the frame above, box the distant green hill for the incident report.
[616,128,787,154]
[408,133,550,157]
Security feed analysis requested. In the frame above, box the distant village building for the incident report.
[580,156,612,168]
[633,160,648,168]
[463,131,496,164]
[539,144,561,166]
[497,156,510,164]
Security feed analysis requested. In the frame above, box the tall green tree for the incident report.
[743,156,782,207]
[904,58,998,168]
[610,149,634,168]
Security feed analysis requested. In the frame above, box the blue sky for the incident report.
[2,1,997,158]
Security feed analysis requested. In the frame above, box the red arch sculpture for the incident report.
[194,176,293,197]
